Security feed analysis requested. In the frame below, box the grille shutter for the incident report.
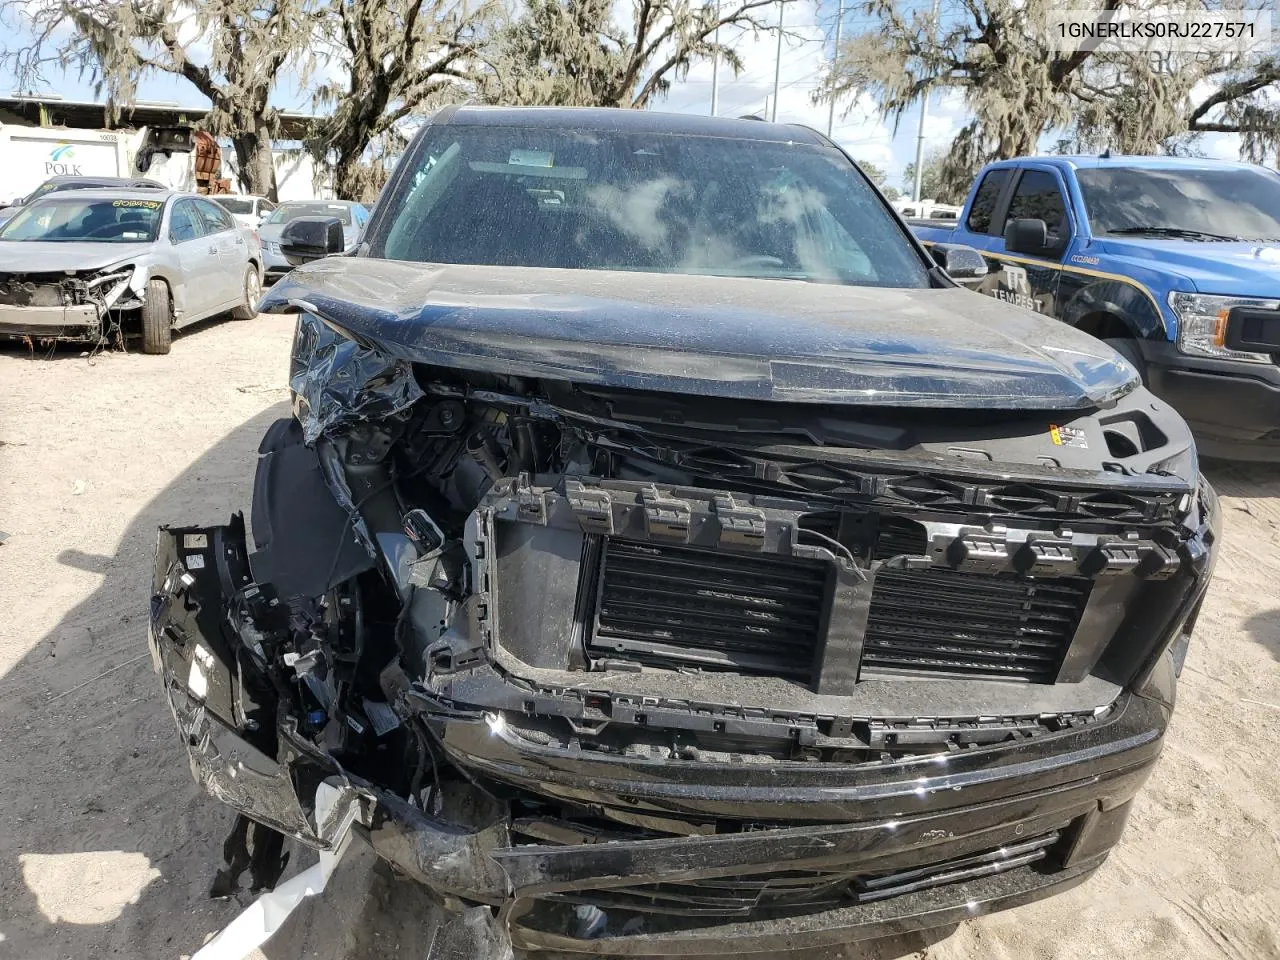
[588,539,829,681]
[861,568,1090,682]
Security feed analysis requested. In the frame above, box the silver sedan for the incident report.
[259,200,367,281]
[0,188,263,354]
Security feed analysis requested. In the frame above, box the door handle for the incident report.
[208,245,219,254]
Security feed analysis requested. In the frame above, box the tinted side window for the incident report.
[966,170,1009,234]
[169,200,202,243]
[1007,170,1068,239]
[196,198,235,232]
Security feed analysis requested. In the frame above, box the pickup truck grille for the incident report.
[588,540,829,681]
[536,830,1061,918]
[860,569,1091,683]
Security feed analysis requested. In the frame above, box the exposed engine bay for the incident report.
[150,313,1218,956]
[0,266,142,345]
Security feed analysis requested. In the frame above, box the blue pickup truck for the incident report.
[911,156,1280,459]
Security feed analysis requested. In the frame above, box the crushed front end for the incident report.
[149,314,1218,955]
[0,265,145,345]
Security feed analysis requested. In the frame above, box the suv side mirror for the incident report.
[280,216,344,265]
[1004,218,1052,256]
[929,243,989,286]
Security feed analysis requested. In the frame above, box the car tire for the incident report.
[1104,338,1147,382]
[232,265,262,320]
[140,279,173,355]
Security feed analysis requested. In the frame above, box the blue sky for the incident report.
[3,0,1243,192]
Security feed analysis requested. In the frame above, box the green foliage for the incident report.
[855,159,887,186]
[821,0,1280,196]
[482,0,787,109]
[3,0,326,198]
[901,149,956,203]
[306,0,498,199]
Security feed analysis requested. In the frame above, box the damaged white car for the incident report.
[0,189,263,354]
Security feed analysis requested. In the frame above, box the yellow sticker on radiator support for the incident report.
[1049,424,1088,449]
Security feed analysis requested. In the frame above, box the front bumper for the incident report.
[0,303,100,339]
[440,688,1168,954]
[262,244,290,278]
[148,513,1191,954]
[1141,339,1280,460]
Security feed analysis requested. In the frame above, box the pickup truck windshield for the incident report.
[376,126,930,287]
[0,197,162,243]
[1077,166,1280,241]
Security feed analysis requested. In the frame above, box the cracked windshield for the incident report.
[380,127,930,287]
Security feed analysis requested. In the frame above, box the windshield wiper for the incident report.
[1108,226,1242,241]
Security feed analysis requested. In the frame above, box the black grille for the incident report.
[537,831,1061,918]
[861,569,1091,682]
[588,540,829,680]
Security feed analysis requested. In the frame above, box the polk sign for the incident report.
[45,143,83,176]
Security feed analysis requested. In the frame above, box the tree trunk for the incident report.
[332,152,367,202]
[232,125,279,202]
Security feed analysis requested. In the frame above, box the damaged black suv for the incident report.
[149,107,1219,956]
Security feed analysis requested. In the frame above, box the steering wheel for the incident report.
[729,255,786,269]
[83,223,125,239]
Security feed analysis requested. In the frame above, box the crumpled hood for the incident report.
[260,258,1138,410]
[1095,238,1280,299]
[0,241,143,275]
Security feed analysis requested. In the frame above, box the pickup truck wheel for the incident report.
[1105,338,1147,383]
[232,266,262,320]
[140,279,173,355]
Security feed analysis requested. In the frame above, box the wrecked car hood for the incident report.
[0,242,144,274]
[260,259,1138,410]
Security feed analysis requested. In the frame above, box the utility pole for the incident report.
[710,2,720,116]
[771,0,783,122]
[826,0,843,138]
[912,0,940,202]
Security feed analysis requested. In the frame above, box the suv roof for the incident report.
[44,176,165,188]
[437,105,830,145]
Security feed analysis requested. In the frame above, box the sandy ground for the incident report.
[1,316,1278,960]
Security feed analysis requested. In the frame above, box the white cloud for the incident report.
[1200,132,1244,161]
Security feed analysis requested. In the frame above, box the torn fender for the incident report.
[149,518,510,901]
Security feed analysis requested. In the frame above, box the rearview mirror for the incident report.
[1004,218,1051,256]
[930,243,988,286]
[280,216,344,265]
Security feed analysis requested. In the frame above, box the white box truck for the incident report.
[0,126,133,204]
